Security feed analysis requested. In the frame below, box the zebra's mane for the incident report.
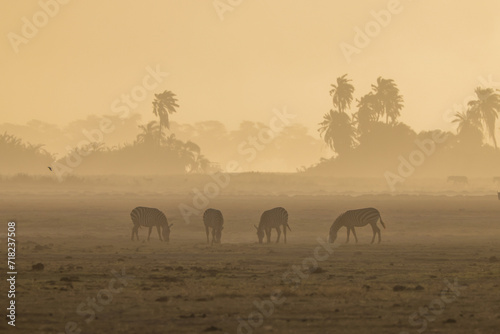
[330,213,346,231]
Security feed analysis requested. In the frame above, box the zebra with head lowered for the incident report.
[255,207,291,244]
[130,207,173,242]
[203,208,224,244]
[328,207,385,244]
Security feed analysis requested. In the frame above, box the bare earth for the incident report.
[1,189,499,334]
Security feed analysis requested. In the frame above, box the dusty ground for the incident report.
[0,187,499,333]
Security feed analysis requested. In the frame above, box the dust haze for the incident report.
[1,1,500,334]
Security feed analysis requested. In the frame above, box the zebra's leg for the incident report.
[266,228,271,243]
[346,227,351,243]
[370,223,377,244]
[156,225,163,241]
[276,227,281,243]
[377,226,381,243]
[148,227,153,241]
[283,225,287,244]
[205,226,210,244]
[132,225,140,241]
[211,229,216,245]
[351,228,358,243]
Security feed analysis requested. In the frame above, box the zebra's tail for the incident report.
[379,216,386,229]
[286,223,291,232]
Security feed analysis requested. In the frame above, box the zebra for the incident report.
[328,208,385,244]
[255,207,291,244]
[203,208,224,245]
[130,207,173,242]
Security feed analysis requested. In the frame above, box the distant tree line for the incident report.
[312,74,500,176]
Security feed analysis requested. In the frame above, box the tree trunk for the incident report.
[158,125,162,147]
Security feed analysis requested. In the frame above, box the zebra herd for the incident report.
[130,206,386,244]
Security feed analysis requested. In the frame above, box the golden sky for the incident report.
[1,0,500,135]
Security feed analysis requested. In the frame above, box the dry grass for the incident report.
[1,189,499,333]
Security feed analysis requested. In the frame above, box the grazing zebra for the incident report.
[328,208,385,244]
[203,208,224,245]
[130,207,173,242]
[255,207,291,244]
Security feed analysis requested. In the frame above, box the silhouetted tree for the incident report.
[318,110,356,156]
[371,77,404,124]
[319,75,357,156]
[467,87,500,149]
[136,121,161,146]
[0,132,53,174]
[452,109,483,148]
[354,93,378,134]
[329,74,354,113]
[152,90,179,145]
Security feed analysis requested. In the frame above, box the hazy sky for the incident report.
[2,0,500,136]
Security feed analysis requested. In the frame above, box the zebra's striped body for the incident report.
[130,207,173,242]
[203,208,224,245]
[255,207,291,244]
[329,208,385,244]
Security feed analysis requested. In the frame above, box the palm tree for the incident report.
[329,74,354,113]
[452,109,483,148]
[467,87,500,149]
[80,142,105,154]
[371,77,404,124]
[318,110,356,156]
[354,93,378,134]
[136,121,161,146]
[190,154,210,173]
[152,90,179,145]
[163,133,183,150]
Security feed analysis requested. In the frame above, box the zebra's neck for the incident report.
[331,220,344,232]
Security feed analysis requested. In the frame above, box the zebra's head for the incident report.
[215,227,223,243]
[162,223,173,242]
[255,225,264,244]
[328,229,337,244]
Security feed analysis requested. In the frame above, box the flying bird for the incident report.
[48,167,52,171]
